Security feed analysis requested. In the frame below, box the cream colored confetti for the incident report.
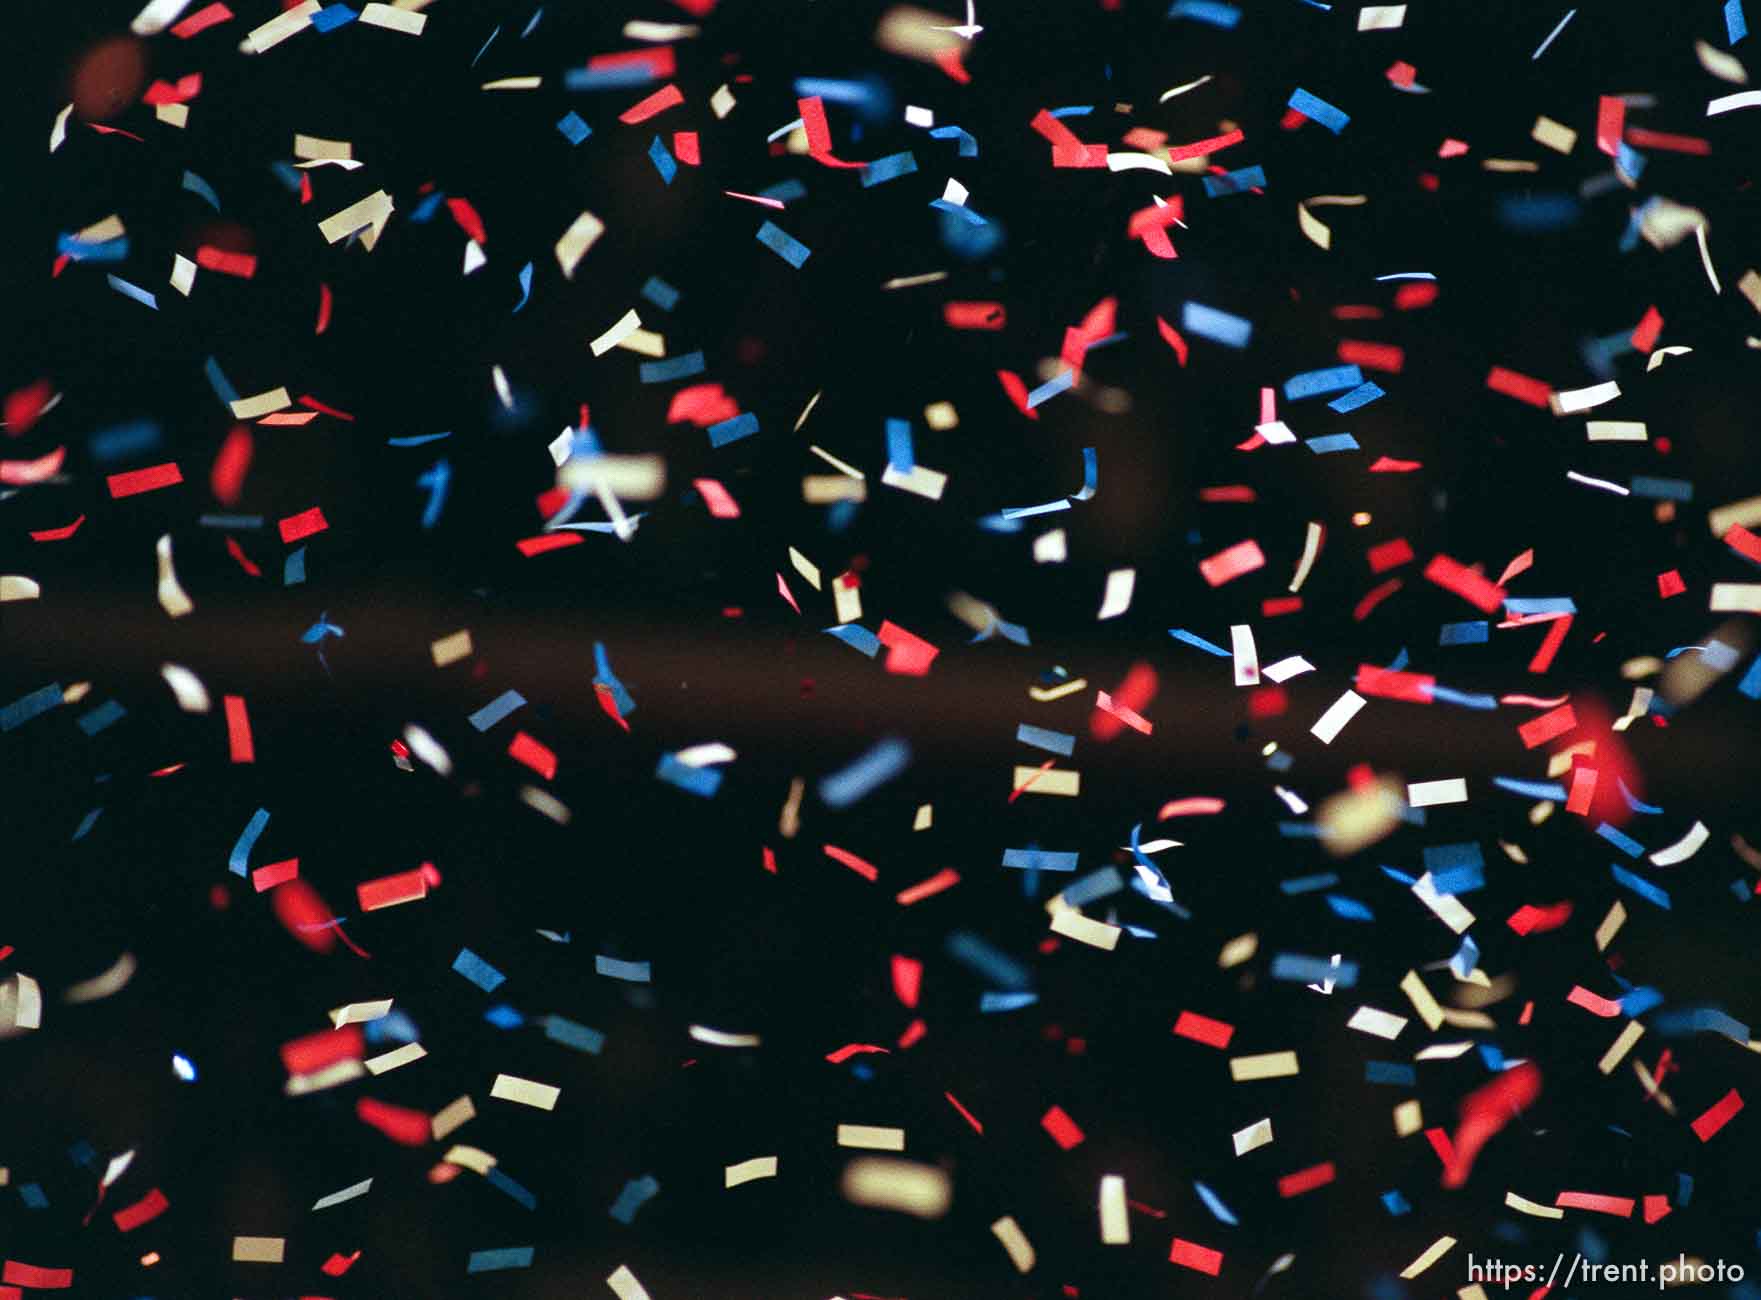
[1347,1006,1408,1040]
[837,1124,905,1151]
[991,1215,1036,1273]
[1232,1117,1273,1154]
[589,308,643,357]
[430,630,473,667]
[1531,115,1577,153]
[725,1155,778,1187]
[1229,1050,1299,1081]
[232,1236,286,1263]
[1099,1175,1130,1244]
[294,133,352,161]
[1393,1099,1423,1136]
[840,1157,949,1218]
[1400,1235,1456,1279]
[490,1074,559,1110]
[1594,900,1627,952]
[606,1264,653,1300]
[1504,1190,1565,1219]
[1598,1020,1645,1075]
[364,1042,426,1075]
[155,535,193,619]
[555,210,605,279]
[360,2,425,33]
[431,1094,476,1139]
[244,0,319,53]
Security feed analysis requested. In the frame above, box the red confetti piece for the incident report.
[1623,127,1710,155]
[253,858,300,892]
[1485,366,1554,408]
[823,844,878,881]
[1690,1088,1744,1142]
[356,1097,431,1146]
[897,1018,926,1048]
[278,506,328,543]
[89,124,145,141]
[1159,796,1224,818]
[171,2,233,37]
[798,95,869,167]
[111,1188,169,1232]
[1424,554,1506,613]
[1165,128,1244,161]
[1040,1105,1085,1149]
[195,246,257,278]
[825,1042,889,1063]
[895,867,959,905]
[1092,662,1158,740]
[876,620,939,676]
[30,515,85,542]
[1629,306,1664,352]
[515,532,585,557]
[298,394,355,421]
[1567,986,1622,1017]
[1367,538,1414,572]
[667,383,740,425]
[1198,539,1265,586]
[1596,96,1626,156]
[224,694,255,763]
[674,131,700,164]
[1642,1194,1672,1224]
[144,73,202,105]
[357,868,429,911]
[2,1262,73,1290]
[1277,1162,1337,1197]
[1565,765,1597,815]
[1094,690,1153,735]
[315,282,333,334]
[1368,455,1423,472]
[944,301,1007,329]
[1336,340,1405,373]
[1169,1239,1223,1276]
[1353,577,1404,622]
[693,477,741,518]
[1155,315,1190,365]
[890,954,921,1007]
[586,47,675,79]
[280,1025,364,1074]
[1527,613,1572,674]
[210,425,252,505]
[1658,569,1685,598]
[1555,1191,1633,1217]
[3,379,54,435]
[1441,1062,1541,1187]
[445,197,487,245]
[944,1090,984,1133]
[507,731,557,780]
[594,681,631,732]
[107,462,183,498]
[1518,702,1577,748]
[1172,1010,1234,1048]
[1200,485,1255,503]
[995,368,1038,420]
[1262,595,1301,616]
[1507,901,1572,934]
[1356,664,1434,702]
[619,83,684,124]
[321,1251,362,1276]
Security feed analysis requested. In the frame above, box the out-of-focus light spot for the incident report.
[140,1251,161,1267]
[172,1052,197,1082]
[70,36,147,121]
[1352,511,1372,526]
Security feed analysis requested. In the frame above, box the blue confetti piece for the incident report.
[284,546,307,586]
[1382,1189,1411,1216]
[980,990,1038,1012]
[1288,87,1350,133]
[1380,864,1416,885]
[930,197,987,225]
[387,432,451,447]
[1736,657,1761,699]
[821,737,912,807]
[1385,647,1409,672]
[1071,445,1099,501]
[1277,821,1321,839]
[609,1175,660,1223]
[88,420,161,463]
[1327,381,1384,413]
[1497,192,1581,232]
[203,356,239,407]
[1284,364,1363,400]
[1048,105,1094,118]
[564,65,658,90]
[707,412,759,447]
[1614,140,1646,181]
[68,1140,97,1167]
[1,683,63,733]
[1678,1172,1694,1206]
[487,1167,538,1210]
[1429,864,1484,895]
[1305,433,1359,454]
[1616,778,1662,814]
[1629,475,1693,502]
[228,808,270,877]
[1325,894,1375,921]
[860,150,918,187]
[1596,822,1645,858]
[1063,867,1124,909]
[928,124,977,156]
[1203,164,1266,197]
[555,111,591,147]
[592,642,634,717]
[1365,1061,1416,1085]
[1016,724,1075,757]
[1423,842,1483,873]
[1026,369,1076,409]
[471,22,500,63]
[1477,1044,1505,1070]
[453,948,507,993]
[648,134,678,185]
[1280,872,1340,895]
[1730,0,1749,43]
[1430,686,1498,709]
[410,191,446,223]
[1693,1008,1750,1042]
[312,3,357,32]
[640,276,679,311]
[946,931,1032,990]
[1504,596,1576,615]
[1439,621,1489,645]
[485,1004,525,1029]
[417,459,450,530]
[520,6,542,36]
[657,753,723,797]
[1493,776,1568,800]
[596,955,650,982]
[1194,1181,1239,1225]
[367,1010,419,1045]
[1611,863,1670,909]
[544,1014,605,1054]
[19,1183,48,1209]
[77,700,126,736]
[639,352,706,386]
[468,689,526,732]
[1449,935,1479,979]
[72,807,102,841]
[1167,0,1241,26]
[1180,302,1253,348]
[512,262,533,314]
[825,624,881,657]
[1002,848,1079,872]
[886,417,914,472]
[759,178,809,205]
[106,274,157,310]
[181,169,221,211]
[756,220,811,268]
[1000,499,1071,520]
[299,614,345,644]
[466,1247,534,1274]
[1272,953,1358,986]
[200,513,264,530]
[1168,627,1231,657]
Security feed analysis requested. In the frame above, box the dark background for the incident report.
[5,0,1761,1295]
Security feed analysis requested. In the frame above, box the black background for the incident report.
[5,0,1761,1296]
